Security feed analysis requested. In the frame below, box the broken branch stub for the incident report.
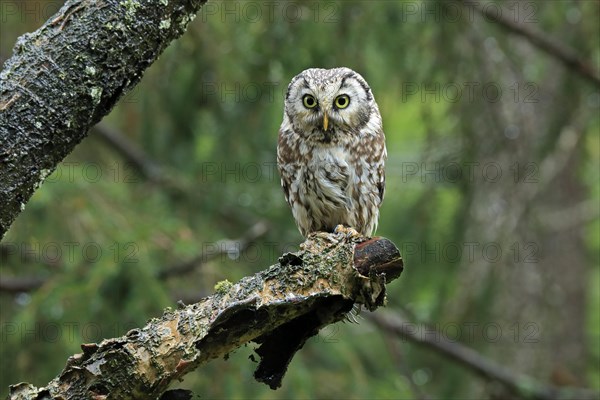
[7,233,403,399]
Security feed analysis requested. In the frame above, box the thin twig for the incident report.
[457,0,600,87]
[0,276,46,293]
[367,311,600,400]
[92,123,167,184]
[0,222,271,293]
[158,221,270,279]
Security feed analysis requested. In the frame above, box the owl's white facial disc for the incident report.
[284,68,374,144]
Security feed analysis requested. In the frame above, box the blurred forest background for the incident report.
[1,0,599,398]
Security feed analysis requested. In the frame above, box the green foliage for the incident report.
[1,1,598,398]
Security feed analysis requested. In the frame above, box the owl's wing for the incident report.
[376,136,387,206]
[377,161,385,205]
[277,128,297,207]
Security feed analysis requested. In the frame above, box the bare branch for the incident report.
[158,220,270,279]
[0,222,271,294]
[457,0,600,87]
[538,199,600,232]
[92,123,167,184]
[91,122,193,196]
[0,276,46,293]
[367,311,600,400]
[7,233,403,399]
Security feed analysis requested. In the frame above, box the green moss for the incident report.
[214,280,233,294]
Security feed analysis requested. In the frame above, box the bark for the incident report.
[368,312,600,400]
[6,233,404,399]
[0,0,207,238]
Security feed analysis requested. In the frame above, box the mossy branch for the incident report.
[7,233,404,400]
[0,0,208,238]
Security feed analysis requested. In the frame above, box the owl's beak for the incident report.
[323,112,329,131]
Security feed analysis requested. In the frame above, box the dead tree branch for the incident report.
[91,122,193,196]
[457,0,600,87]
[92,123,167,185]
[0,0,208,238]
[158,221,270,279]
[7,233,404,399]
[367,311,600,400]
[0,276,46,293]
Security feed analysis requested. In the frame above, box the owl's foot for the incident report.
[334,224,361,238]
[344,304,363,324]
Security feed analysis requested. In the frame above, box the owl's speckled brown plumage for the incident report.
[277,67,386,237]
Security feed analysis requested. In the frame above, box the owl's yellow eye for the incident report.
[302,94,317,109]
[334,94,350,109]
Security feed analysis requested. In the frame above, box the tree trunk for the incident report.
[0,0,207,238]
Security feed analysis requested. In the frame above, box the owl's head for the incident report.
[283,67,379,144]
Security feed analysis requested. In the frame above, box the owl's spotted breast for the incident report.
[277,67,386,237]
[299,147,353,234]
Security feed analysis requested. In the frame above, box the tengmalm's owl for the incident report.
[277,67,386,237]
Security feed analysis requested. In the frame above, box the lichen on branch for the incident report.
[7,233,403,399]
[0,0,208,238]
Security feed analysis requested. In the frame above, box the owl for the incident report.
[277,67,386,237]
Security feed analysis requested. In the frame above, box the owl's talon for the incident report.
[334,225,361,238]
[345,304,363,324]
